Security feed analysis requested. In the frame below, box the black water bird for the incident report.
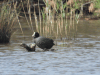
[20,43,36,52]
[32,32,55,50]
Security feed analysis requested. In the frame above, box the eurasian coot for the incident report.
[32,32,55,50]
[20,43,36,52]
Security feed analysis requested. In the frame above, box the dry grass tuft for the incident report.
[0,3,17,43]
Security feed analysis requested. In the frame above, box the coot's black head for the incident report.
[32,32,40,38]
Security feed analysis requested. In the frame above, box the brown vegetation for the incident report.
[0,0,100,44]
[67,0,74,6]
[89,3,94,13]
[0,3,17,43]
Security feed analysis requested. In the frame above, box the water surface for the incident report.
[0,19,100,75]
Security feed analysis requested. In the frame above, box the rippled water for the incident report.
[0,19,100,75]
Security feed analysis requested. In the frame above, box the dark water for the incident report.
[0,19,100,75]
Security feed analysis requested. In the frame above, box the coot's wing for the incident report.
[35,37,54,49]
[37,37,54,44]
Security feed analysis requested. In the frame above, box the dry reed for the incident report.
[0,2,18,43]
[31,0,78,41]
[0,0,96,43]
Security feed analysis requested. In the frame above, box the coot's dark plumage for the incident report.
[20,43,36,52]
[32,32,55,50]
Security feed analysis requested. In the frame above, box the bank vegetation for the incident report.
[0,0,100,43]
